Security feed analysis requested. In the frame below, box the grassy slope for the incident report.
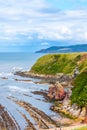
[30,53,87,118]
[30,53,87,75]
[72,126,87,130]
[71,70,87,107]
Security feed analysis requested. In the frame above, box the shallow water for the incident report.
[0,53,61,129]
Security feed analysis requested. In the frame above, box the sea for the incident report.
[0,53,61,129]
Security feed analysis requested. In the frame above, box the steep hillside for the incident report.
[71,70,87,107]
[30,53,87,75]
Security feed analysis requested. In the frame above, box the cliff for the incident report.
[30,53,87,75]
[30,53,87,122]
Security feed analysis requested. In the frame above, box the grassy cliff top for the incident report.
[30,53,87,109]
[30,53,87,75]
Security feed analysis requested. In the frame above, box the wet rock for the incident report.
[0,104,20,130]
[1,77,8,80]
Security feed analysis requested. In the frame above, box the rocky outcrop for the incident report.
[14,71,72,83]
[72,66,79,78]
[79,107,86,119]
[51,97,87,121]
[0,104,20,130]
[47,82,66,100]
[48,82,87,121]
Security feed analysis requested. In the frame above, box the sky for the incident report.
[0,0,87,52]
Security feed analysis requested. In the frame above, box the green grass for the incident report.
[30,53,87,75]
[71,70,87,107]
[30,53,87,110]
[60,111,76,119]
[72,126,87,130]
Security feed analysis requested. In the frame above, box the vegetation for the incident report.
[60,110,76,119]
[30,53,87,75]
[72,126,87,130]
[30,53,87,117]
[71,70,87,108]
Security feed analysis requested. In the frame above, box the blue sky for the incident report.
[0,0,87,52]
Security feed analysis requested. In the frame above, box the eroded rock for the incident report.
[48,82,66,101]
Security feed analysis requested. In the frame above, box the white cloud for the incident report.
[27,36,33,40]
[0,0,87,44]
[41,42,49,45]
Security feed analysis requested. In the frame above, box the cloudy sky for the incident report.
[0,0,87,52]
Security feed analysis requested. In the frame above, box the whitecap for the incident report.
[0,72,13,78]
[11,67,25,73]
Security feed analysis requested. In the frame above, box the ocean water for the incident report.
[0,53,43,72]
[0,53,60,129]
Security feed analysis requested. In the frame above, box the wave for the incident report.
[0,72,13,78]
[11,67,26,74]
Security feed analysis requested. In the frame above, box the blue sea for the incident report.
[0,53,60,130]
[0,53,43,72]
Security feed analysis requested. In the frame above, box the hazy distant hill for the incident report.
[36,44,87,53]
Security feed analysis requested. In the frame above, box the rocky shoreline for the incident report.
[47,81,87,123]
[14,71,72,84]
[0,104,20,130]
[30,89,87,129]
[7,96,60,130]
[14,70,87,128]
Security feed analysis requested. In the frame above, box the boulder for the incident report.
[48,81,66,100]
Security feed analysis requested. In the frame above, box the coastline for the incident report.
[14,71,72,84]
[14,70,87,130]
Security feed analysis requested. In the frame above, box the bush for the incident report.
[71,71,87,108]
